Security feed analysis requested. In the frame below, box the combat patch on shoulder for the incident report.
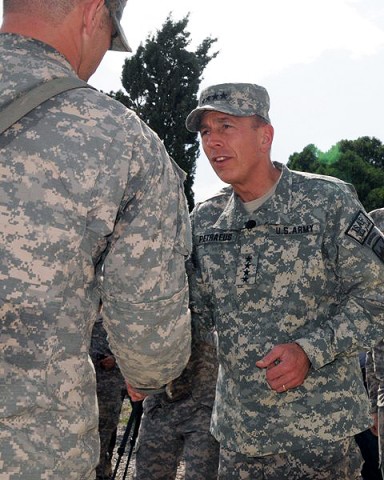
[345,211,374,245]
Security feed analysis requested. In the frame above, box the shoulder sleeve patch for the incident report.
[345,211,374,245]
[346,212,384,263]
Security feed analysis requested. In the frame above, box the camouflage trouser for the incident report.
[133,402,219,480]
[218,436,363,480]
[95,369,125,480]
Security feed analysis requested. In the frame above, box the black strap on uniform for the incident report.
[0,76,91,135]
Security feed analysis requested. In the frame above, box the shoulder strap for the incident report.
[0,77,91,135]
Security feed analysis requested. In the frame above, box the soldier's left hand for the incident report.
[100,355,116,371]
[256,343,310,393]
[371,413,379,436]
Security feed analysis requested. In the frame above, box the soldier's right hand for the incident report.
[126,382,148,402]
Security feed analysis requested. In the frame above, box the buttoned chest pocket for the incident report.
[197,241,239,314]
[257,223,326,299]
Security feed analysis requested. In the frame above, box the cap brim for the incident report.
[186,108,206,132]
[110,15,132,52]
[186,104,249,132]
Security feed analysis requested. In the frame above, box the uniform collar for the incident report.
[213,162,293,230]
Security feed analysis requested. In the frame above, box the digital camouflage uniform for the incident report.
[133,336,219,480]
[0,34,191,479]
[365,208,384,476]
[189,162,384,473]
[90,316,126,480]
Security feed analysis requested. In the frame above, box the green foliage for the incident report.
[109,14,218,211]
[287,136,384,212]
[318,144,340,165]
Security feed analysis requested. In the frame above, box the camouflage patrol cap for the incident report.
[185,82,271,132]
[105,0,132,52]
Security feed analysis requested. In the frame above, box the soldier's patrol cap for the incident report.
[105,0,132,52]
[186,82,271,132]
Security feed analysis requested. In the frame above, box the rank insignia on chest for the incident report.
[236,253,257,286]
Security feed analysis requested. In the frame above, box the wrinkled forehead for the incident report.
[200,110,235,125]
[199,110,254,130]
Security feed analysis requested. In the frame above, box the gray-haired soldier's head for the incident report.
[3,0,78,20]
[186,83,271,132]
[3,0,131,52]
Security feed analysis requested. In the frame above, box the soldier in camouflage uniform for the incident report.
[133,330,219,480]
[365,208,384,478]
[90,314,126,480]
[185,82,384,479]
[0,1,191,479]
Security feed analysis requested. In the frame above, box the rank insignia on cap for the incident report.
[201,91,229,105]
[346,211,374,244]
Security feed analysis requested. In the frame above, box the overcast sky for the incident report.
[2,0,384,203]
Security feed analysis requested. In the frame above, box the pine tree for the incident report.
[110,14,218,210]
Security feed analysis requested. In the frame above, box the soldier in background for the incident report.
[355,350,382,480]
[90,315,126,480]
[133,332,219,480]
[0,1,191,478]
[365,208,384,479]
[186,82,384,479]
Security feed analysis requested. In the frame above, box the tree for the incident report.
[110,14,218,211]
[287,136,384,212]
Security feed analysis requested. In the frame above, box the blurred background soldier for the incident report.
[90,313,126,480]
[133,333,219,480]
[355,350,382,480]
